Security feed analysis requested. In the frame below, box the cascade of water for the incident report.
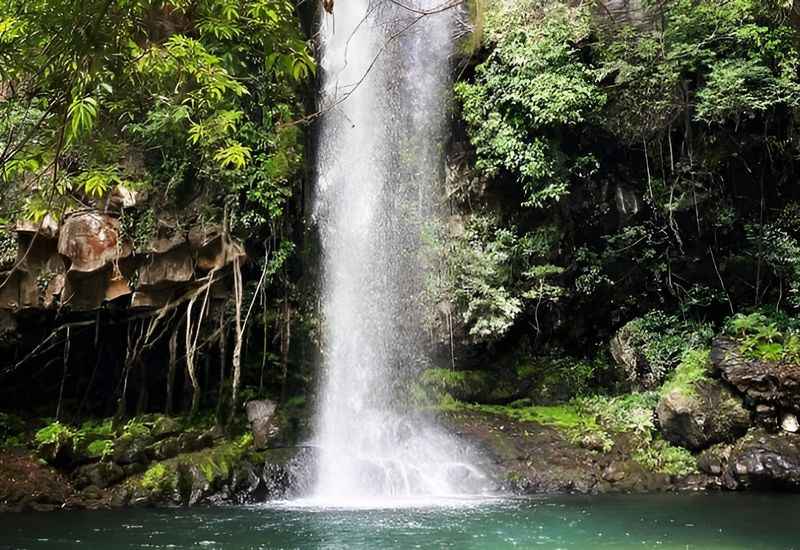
[310,0,488,503]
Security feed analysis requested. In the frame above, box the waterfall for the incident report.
[310,0,488,503]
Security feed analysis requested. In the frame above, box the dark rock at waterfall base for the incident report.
[725,430,800,490]
[261,446,317,499]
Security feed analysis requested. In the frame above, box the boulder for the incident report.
[151,416,181,439]
[726,429,800,490]
[245,400,278,450]
[112,434,152,465]
[657,380,750,451]
[711,337,800,412]
[697,443,733,477]
[610,324,658,389]
[261,446,317,499]
[73,461,125,489]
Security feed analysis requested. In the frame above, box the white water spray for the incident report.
[311,0,488,503]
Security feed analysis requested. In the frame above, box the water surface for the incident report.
[1,494,798,549]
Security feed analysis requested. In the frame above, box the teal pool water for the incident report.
[0,494,798,549]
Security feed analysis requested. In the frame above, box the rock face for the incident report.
[657,380,751,451]
[246,400,278,450]
[711,337,800,413]
[1,207,246,314]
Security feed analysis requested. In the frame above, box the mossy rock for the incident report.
[420,368,523,403]
[119,435,256,507]
[657,379,750,451]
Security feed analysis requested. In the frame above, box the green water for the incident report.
[0,494,798,549]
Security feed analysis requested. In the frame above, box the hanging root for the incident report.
[184,269,216,418]
[229,256,244,426]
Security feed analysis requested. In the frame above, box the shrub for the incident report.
[86,439,113,460]
[634,439,698,477]
[0,412,25,447]
[617,311,713,387]
[34,421,76,449]
[726,311,800,363]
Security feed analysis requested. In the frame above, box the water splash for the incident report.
[311,0,489,503]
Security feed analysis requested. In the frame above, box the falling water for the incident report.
[311,0,488,503]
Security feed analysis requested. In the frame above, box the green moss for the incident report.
[660,348,711,398]
[446,398,606,443]
[140,463,175,494]
[185,435,251,482]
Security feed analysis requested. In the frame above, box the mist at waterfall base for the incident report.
[306,0,489,503]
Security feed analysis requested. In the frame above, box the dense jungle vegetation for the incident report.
[0,0,315,424]
[431,0,800,387]
[1,0,800,462]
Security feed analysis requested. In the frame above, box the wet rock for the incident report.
[246,400,278,449]
[711,337,800,412]
[697,443,732,476]
[73,461,125,489]
[602,462,627,482]
[229,462,263,503]
[261,447,317,499]
[726,429,800,490]
[109,485,132,508]
[657,380,750,450]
